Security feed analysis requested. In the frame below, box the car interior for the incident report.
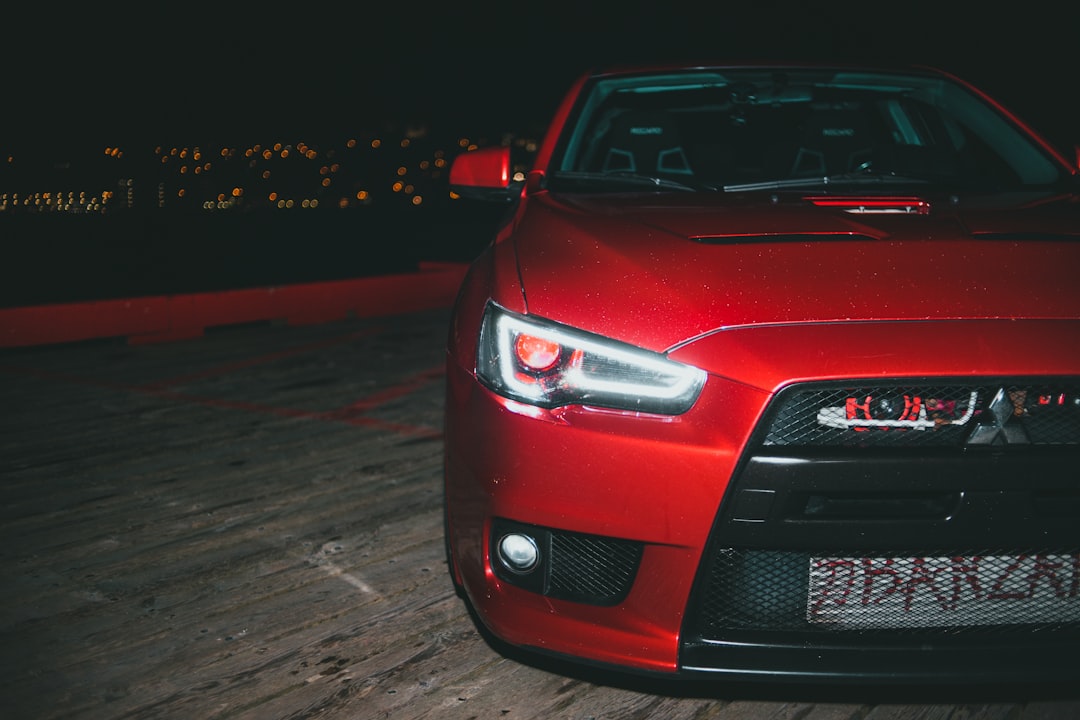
[557,70,1064,190]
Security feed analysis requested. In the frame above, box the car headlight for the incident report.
[476,303,706,414]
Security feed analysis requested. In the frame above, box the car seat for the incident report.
[601,110,694,176]
[790,104,876,177]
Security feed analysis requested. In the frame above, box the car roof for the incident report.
[580,60,950,80]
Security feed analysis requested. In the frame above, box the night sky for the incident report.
[5,2,1080,150]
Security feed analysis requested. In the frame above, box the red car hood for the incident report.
[512,191,1080,352]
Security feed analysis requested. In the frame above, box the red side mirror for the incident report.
[449,146,518,202]
[450,146,511,189]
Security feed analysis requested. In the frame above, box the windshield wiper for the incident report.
[552,171,713,192]
[722,170,932,193]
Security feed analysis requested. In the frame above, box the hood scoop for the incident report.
[970,232,1080,242]
[692,232,876,245]
[804,195,932,215]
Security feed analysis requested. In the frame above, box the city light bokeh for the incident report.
[0,129,538,215]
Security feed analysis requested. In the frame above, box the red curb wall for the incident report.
[0,262,468,349]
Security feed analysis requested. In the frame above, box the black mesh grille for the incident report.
[763,381,1080,447]
[548,532,643,605]
[694,548,1080,638]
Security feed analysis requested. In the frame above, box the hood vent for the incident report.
[692,232,876,245]
[971,232,1080,242]
[804,195,931,215]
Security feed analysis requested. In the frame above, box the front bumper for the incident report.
[445,355,1080,681]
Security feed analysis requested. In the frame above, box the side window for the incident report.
[947,123,1023,186]
[575,107,623,173]
[878,98,963,178]
[882,98,955,150]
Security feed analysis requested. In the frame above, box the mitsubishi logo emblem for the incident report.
[965,388,1031,445]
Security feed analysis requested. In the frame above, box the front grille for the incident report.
[692,548,1080,639]
[680,376,1080,675]
[763,380,1080,447]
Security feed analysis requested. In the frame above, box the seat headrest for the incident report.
[603,110,692,176]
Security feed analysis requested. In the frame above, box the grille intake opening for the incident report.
[691,548,1080,638]
[763,381,1080,448]
[799,492,958,520]
[1032,491,1080,517]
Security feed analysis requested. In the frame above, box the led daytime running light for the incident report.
[478,304,706,413]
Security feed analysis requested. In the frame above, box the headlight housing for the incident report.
[476,303,706,414]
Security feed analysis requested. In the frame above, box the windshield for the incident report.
[550,68,1067,193]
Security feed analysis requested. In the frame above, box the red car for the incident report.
[443,62,1080,684]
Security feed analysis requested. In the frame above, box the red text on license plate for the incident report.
[807,554,1080,628]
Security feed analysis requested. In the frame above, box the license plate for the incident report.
[807,554,1080,628]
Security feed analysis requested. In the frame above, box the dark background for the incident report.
[2,2,1078,307]
[5,2,1079,149]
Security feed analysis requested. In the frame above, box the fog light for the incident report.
[497,533,540,573]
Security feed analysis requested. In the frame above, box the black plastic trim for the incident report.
[717,447,1080,549]
[679,633,1079,684]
